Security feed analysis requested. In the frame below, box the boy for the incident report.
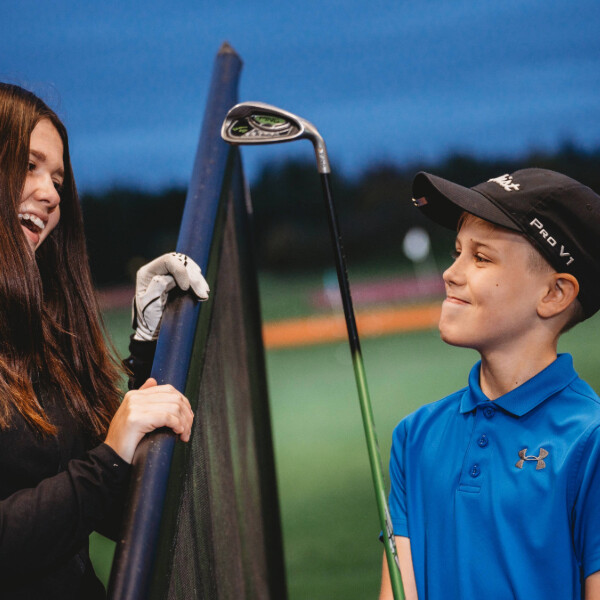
[379,168,600,600]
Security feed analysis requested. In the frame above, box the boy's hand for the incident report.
[132,253,209,341]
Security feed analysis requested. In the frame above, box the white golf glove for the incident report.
[132,252,210,342]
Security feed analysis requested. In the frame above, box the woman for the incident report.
[0,83,204,598]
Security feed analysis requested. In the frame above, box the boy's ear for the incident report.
[537,273,580,319]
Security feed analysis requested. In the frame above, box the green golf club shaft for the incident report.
[320,174,405,600]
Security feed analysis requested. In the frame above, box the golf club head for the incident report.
[221,101,330,173]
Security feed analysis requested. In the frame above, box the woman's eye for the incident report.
[28,161,36,172]
[53,181,63,192]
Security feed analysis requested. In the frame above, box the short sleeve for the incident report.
[389,419,409,537]
[572,424,600,578]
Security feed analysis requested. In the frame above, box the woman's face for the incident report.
[19,119,63,251]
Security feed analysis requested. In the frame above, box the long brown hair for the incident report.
[0,83,122,439]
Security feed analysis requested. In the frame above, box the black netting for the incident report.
[147,161,285,600]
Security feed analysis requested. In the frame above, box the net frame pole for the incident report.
[108,43,243,600]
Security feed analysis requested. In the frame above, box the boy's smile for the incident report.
[439,216,552,354]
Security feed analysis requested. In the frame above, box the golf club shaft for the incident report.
[320,174,405,600]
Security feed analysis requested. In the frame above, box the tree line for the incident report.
[81,144,600,287]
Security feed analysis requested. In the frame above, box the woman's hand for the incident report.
[104,378,194,463]
[133,253,210,341]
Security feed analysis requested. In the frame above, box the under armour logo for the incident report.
[516,448,548,470]
[488,174,520,192]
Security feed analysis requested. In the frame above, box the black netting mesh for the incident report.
[149,158,286,599]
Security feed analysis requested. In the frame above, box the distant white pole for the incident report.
[402,227,435,294]
[323,268,342,309]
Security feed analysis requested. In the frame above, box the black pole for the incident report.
[319,173,361,352]
[319,172,404,598]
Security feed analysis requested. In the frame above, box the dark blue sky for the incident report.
[2,0,599,191]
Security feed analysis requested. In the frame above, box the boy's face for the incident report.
[439,216,552,353]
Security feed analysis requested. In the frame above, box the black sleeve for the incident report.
[122,336,157,390]
[93,468,130,542]
[0,443,130,576]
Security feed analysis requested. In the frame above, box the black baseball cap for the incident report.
[412,168,600,318]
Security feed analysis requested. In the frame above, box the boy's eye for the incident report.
[474,254,489,263]
[451,250,460,260]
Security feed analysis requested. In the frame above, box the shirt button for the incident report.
[483,406,495,419]
[470,465,481,478]
[478,435,489,448]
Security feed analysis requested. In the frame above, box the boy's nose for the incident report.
[442,265,454,286]
[443,258,464,287]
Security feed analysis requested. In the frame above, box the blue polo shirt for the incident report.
[389,353,600,600]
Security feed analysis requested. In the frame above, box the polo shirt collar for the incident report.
[459,353,578,417]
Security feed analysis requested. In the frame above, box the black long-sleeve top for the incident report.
[0,338,156,599]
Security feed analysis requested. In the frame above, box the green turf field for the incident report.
[92,288,600,598]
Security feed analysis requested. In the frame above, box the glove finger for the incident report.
[136,255,172,291]
[187,262,210,300]
[165,253,191,291]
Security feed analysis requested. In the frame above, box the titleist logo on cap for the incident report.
[488,174,521,192]
[529,218,574,266]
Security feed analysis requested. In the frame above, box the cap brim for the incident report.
[412,172,521,232]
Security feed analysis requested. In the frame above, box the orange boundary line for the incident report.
[262,302,441,349]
